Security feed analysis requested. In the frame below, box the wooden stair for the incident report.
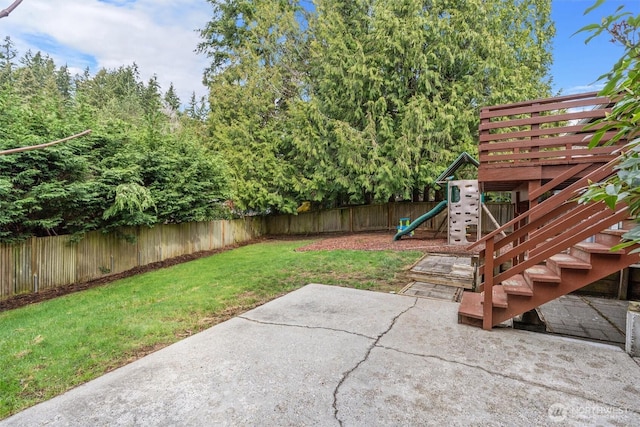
[461,92,637,330]
[457,157,640,329]
[459,225,639,328]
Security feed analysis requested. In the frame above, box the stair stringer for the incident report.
[490,249,639,326]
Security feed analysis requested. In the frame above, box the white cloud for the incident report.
[0,0,212,104]
[564,83,606,95]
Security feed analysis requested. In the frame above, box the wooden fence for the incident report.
[0,218,265,300]
[264,202,513,235]
[0,202,513,301]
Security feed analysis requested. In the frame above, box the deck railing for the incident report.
[469,159,625,329]
[479,91,621,170]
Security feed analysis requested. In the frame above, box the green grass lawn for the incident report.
[0,239,422,419]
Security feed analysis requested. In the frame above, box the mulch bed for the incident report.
[294,230,482,254]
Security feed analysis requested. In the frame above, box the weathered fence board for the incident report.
[77,228,140,279]
[317,208,350,233]
[161,224,189,260]
[352,204,388,231]
[137,226,163,266]
[484,203,514,233]
[0,204,511,302]
[0,219,264,301]
[265,202,513,235]
[226,218,264,246]
[34,235,76,291]
[0,243,13,298]
[12,240,32,295]
[190,222,210,253]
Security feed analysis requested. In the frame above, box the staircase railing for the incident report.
[468,158,625,329]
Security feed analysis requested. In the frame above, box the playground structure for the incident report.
[447,179,480,245]
[393,152,492,244]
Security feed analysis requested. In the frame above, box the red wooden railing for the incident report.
[468,159,626,329]
[479,92,620,171]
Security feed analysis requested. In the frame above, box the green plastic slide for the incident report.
[393,200,448,241]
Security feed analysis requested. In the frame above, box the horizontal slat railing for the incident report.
[479,92,622,168]
[478,122,608,142]
[480,131,618,150]
[480,108,611,131]
[479,146,616,164]
[480,92,610,117]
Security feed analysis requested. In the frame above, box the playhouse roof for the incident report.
[436,152,479,184]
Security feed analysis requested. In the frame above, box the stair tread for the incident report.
[481,285,508,309]
[524,265,561,283]
[574,241,625,254]
[502,274,533,296]
[600,229,626,237]
[548,253,592,270]
[458,291,483,319]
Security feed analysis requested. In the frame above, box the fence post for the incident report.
[30,236,36,293]
[349,207,354,233]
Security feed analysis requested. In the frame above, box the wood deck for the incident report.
[478,91,623,193]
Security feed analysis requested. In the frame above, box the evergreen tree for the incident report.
[199,0,308,213]
[295,0,554,204]
[199,0,554,209]
[0,36,16,84]
[56,65,73,102]
[0,49,232,242]
[163,82,181,111]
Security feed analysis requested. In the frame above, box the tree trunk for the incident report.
[364,191,373,205]
[423,185,431,202]
[412,187,420,202]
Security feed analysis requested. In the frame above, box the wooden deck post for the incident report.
[483,237,495,330]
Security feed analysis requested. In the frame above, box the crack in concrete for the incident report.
[237,316,376,340]
[331,298,418,426]
[240,301,637,421]
[376,345,640,417]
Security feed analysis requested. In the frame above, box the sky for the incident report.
[551,0,638,94]
[0,0,638,104]
[0,0,213,104]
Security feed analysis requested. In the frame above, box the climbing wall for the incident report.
[448,180,480,245]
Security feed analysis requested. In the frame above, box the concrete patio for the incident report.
[2,284,639,426]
